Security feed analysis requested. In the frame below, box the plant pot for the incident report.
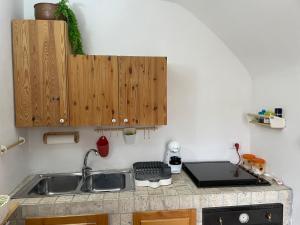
[34,3,62,20]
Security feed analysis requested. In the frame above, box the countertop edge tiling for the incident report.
[9,172,293,225]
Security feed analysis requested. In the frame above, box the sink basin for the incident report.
[29,174,82,196]
[11,170,134,198]
[81,173,126,192]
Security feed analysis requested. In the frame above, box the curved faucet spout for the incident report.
[83,149,99,168]
[82,149,99,180]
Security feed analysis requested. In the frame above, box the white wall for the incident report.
[251,69,300,224]
[22,0,252,174]
[167,0,299,223]
[170,0,300,76]
[0,0,30,194]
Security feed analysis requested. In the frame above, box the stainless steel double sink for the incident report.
[12,170,134,198]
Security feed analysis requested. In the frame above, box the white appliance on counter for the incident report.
[164,141,182,174]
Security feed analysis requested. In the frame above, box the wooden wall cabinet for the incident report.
[68,55,167,127]
[118,56,167,126]
[12,20,69,127]
[12,20,167,128]
[133,209,196,225]
[68,55,119,126]
[25,214,108,225]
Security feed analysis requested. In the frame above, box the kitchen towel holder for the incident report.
[43,131,79,144]
[0,136,26,155]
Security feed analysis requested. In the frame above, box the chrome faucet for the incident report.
[82,149,99,180]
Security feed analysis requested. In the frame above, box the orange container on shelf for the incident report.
[252,158,266,175]
[241,154,256,170]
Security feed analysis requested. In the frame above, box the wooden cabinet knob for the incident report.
[59,118,65,124]
[124,118,128,123]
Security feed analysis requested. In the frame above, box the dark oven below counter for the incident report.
[203,203,283,225]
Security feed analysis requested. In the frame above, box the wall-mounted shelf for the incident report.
[247,113,286,129]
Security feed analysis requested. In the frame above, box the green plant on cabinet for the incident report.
[56,0,84,54]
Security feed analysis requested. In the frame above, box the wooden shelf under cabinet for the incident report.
[133,209,196,225]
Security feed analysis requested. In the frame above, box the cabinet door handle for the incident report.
[124,118,129,123]
[59,118,65,124]
[112,118,117,123]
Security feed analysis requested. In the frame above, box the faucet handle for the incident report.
[83,166,92,170]
[82,166,92,179]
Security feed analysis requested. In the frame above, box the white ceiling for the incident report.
[167,0,300,76]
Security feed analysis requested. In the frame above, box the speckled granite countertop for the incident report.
[9,172,292,225]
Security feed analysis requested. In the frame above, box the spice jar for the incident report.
[241,154,256,170]
[251,158,266,175]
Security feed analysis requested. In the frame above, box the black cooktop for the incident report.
[183,161,270,188]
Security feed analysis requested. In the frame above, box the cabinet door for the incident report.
[68,55,119,126]
[25,214,108,225]
[133,209,196,225]
[140,218,190,225]
[12,20,69,127]
[118,56,167,126]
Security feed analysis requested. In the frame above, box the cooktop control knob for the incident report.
[219,217,223,225]
[239,213,249,223]
[266,212,272,221]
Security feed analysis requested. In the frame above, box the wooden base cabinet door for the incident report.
[68,55,119,126]
[25,214,108,225]
[133,209,196,225]
[12,20,69,127]
[118,56,167,126]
